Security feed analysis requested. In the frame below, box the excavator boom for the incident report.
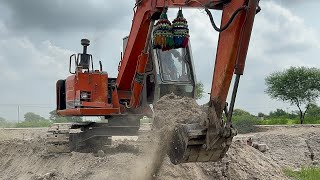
[116,0,259,163]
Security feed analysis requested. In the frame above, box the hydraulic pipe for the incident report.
[129,20,155,108]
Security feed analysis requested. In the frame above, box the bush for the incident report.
[257,118,299,125]
[0,117,15,128]
[232,115,258,134]
[304,117,320,124]
[0,121,16,128]
[16,120,53,128]
[258,117,320,125]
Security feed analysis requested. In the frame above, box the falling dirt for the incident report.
[0,95,320,179]
[153,94,206,129]
[131,94,207,180]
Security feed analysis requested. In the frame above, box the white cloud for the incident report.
[0,21,75,119]
[0,36,73,81]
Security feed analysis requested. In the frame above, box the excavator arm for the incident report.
[118,0,259,110]
[116,0,260,164]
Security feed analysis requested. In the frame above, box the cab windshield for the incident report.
[156,48,192,82]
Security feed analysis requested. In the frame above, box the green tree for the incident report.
[258,112,265,118]
[269,109,288,118]
[232,115,258,133]
[17,112,52,127]
[24,112,46,122]
[195,82,205,100]
[233,109,251,116]
[265,67,320,124]
[305,103,320,117]
[49,110,82,123]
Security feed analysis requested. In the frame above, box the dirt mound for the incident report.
[155,141,288,180]
[249,127,320,169]
[0,136,289,180]
[0,138,140,180]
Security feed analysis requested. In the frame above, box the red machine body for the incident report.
[65,71,120,115]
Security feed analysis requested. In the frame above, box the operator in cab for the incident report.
[160,48,190,82]
[161,49,180,80]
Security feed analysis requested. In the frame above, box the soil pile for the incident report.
[250,126,320,169]
[0,138,139,180]
[156,141,288,180]
[0,135,289,180]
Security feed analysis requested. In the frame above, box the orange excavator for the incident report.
[49,0,261,164]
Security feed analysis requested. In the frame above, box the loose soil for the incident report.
[0,95,319,179]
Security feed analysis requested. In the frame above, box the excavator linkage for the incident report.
[167,0,259,164]
[168,107,237,164]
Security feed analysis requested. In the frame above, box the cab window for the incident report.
[156,48,192,82]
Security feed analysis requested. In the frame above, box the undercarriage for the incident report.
[46,117,141,153]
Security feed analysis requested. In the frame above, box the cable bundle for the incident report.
[172,9,189,49]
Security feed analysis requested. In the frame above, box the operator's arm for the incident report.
[171,49,180,58]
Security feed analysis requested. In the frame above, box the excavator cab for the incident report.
[122,36,196,105]
[154,47,195,98]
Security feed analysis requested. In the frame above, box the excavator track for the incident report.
[136,123,153,143]
[46,120,143,153]
[46,123,72,153]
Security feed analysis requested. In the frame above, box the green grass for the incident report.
[284,167,320,180]
[231,115,320,134]
[257,118,299,125]
[304,118,320,124]
[256,117,320,125]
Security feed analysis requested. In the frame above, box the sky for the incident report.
[0,0,319,121]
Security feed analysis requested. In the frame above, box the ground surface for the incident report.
[0,125,319,180]
[0,95,319,180]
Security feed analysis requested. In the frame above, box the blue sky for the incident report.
[0,0,319,120]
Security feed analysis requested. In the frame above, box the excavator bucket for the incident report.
[167,107,237,164]
[168,124,234,164]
